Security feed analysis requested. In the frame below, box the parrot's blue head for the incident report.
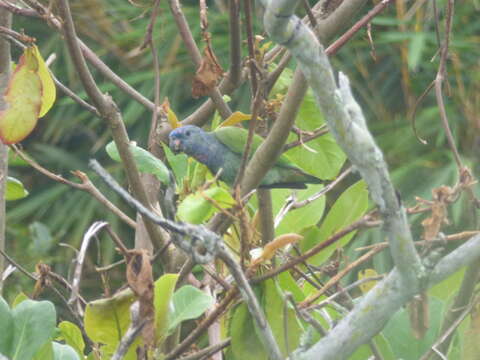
[169,125,208,156]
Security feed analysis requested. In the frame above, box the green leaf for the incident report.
[0,47,42,144]
[273,183,325,236]
[10,299,56,360]
[33,341,53,360]
[28,221,55,256]
[5,177,29,201]
[302,180,368,266]
[58,321,85,358]
[168,285,214,333]
[428,267,465,301]
[285,93,347,180]
[84,288,139,359]
[0,297,13,356]
[11,292,29,308]
[154,274,179,343]
[177,186,235,224]
[382,296,444,359]
[106,141,170,184]
[32,45,56,118]
[263,280,302,356]
[163,143,188,184]
[408,32,426,70]
[277,272,305,303]
[52,342,80,360]
[230,302,267,360]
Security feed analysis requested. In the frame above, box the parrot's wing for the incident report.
[213,126,297,168]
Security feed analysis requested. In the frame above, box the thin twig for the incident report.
[0,248,38,281]
[11,146,136,229]
[168,0,231,119]
[69,221,108,314]
[300,247,384,307]
[178,339,231,360]
[58,0,166,250]
[112,302,147,360]
[165,290,238,359]
[252,216,380,284]
[434,0,463,170]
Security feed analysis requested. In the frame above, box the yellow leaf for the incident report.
[219,111,252,127]
[161,98,181,129]
[32,45,56,117]
[358,268,379,294]
[252,233,303,265]
[0,47,42,144]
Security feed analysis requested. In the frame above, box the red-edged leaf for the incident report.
[0,47,42,144]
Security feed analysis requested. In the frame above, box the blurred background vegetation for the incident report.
[4,0,479,301]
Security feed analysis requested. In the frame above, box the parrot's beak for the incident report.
[169,138,182,154]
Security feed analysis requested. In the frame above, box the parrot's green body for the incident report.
[169,125,323,189]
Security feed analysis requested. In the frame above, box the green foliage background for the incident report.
[4,0,479,318]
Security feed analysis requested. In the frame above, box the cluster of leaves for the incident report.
[1,1,479,359]
[0,276,214,360]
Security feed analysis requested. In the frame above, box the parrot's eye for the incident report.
[185,130,191,137]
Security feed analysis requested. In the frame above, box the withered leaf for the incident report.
[192,45,223,98]
[421,186,452,241]
[126,249,155,348]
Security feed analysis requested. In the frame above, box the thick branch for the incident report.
[0,5,11,291]
[259,0,422,284]
[298,234,480,360]
[57,0,167,255]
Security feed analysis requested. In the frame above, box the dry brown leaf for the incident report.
[32,263,51,299]
[126,249,155,348]
[252,233,303,266]
[421,186,452,241]
[408,292,429,339]
[192,45,223,98]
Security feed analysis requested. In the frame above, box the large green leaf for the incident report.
[382,296,444,359]
[58,321,85,358]
[177,186,235,224]
[52,342,79,360]
[0,297,13,356]
[168,285,214,333]
[28,221,55,256]
[106,141,170,184]
[269,64,346,180]
[163,143,188,184]
[285,91,346,180]
[272,183,325,236]
[263,279,302,356]
[301,180,368,266]
[84,289,139,359]
[154,273,179,343]
[10,299,56,360]
[5,177,29,201]
[230,302,267,360]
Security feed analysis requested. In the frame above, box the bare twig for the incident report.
[178,339,231,360]
[300,247,383,307]
[11,146,136,228]
[168,0,231,119]
[69,221,108,314]
[112,302,146,360]
[165,290,238,359]
[57,0,166,251]
[434,0,463,170]
[253,215,380,283]
[0,249,38,281]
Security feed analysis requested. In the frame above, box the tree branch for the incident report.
[0,5,11,292]
[57,0,167,256]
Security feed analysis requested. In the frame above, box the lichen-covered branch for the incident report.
[258,0,423,284]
